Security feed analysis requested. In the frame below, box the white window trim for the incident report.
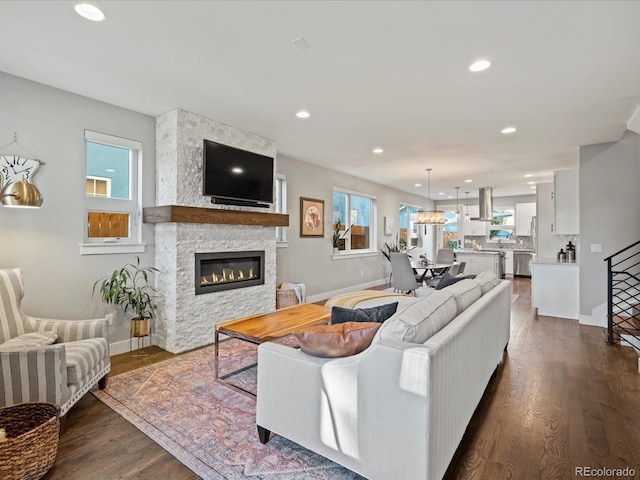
[332,187,377,257]
[80,130,145,255]
[275,173,287,245]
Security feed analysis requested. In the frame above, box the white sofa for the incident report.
[256,273,511,480]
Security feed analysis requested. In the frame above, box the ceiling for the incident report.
[1,1,639,200]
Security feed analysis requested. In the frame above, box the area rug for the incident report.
[93,338,364,480]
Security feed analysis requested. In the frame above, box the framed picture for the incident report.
[300,197,325,237]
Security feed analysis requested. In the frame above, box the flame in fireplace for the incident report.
[201,267,257,286]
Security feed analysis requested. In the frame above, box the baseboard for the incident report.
[306,278,388,304]
[579,314,607,328]
[109,337,154,357]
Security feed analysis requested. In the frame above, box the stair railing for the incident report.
[605,240,640,353]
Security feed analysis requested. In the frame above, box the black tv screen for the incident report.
[203,139,274,205]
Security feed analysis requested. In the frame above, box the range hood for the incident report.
[470,187,494,221]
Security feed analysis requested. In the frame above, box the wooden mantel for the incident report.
[143,205,289,227]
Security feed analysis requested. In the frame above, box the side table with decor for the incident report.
[0,403,60,480]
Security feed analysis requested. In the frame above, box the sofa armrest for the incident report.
[256,339,433,480]
[0,344,68,407]
[25,315,109,342]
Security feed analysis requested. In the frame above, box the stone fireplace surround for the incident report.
[150,109,287,353]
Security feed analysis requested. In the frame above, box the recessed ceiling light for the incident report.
[469,60,491,72]
[501,126,517,134]
[438,192,445,196]
[464,179,473,183]
[524,174,533,178]
[527,181,536,185]
[231,167,244,174]
[74,3,106,21]
[296,110,310,119]
[414,183,422,187]
[105,168,115,172]
[530,186,537,189]
[447,196,453,199]
[372,148,383,154]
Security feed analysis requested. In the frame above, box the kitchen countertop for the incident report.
[532,256,580,266]
[455,249,502,255]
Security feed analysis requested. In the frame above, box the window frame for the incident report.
[275,173,287,246]
[332,187,377,258]
[80,130,145,255]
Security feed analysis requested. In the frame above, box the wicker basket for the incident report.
[276,285,300,309]
[0,403,61,480]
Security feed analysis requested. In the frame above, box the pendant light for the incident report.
[455,186,460,216]
[413,168,445,225]
[464,191,470,221]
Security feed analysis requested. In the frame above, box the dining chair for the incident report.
[389,253,422,294]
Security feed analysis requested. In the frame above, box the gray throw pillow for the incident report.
[435,273,476,290]
[331,302,399,325]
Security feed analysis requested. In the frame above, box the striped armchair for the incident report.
[0,268,111,426]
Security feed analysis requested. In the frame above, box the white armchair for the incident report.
[0,268,111,428]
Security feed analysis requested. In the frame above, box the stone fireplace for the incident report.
[149,109,287,353]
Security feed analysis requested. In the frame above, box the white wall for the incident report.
[275,154,430,300]
[579,130,640,315]
[0,72,156,347]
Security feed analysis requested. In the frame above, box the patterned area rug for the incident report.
[93,338,363,480]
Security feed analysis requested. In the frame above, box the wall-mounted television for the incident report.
[202,139,274,208]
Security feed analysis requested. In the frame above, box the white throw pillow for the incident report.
[442,279,482,315]
[377,290,457,344]
[0,331,58,352]
[474,271,500,295]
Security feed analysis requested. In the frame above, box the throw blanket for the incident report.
[279,281,306,304]
[325,290,408,309]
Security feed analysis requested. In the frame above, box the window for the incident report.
[333,188,377,254]
[443,209,459,248]
[399,204,420,247]
[275,173,287,243]
[81,130,144,255]
[489,207,515,239]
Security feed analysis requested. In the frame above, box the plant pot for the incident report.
[130,317,151,337]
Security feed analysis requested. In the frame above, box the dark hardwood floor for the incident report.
[43,277,640,479]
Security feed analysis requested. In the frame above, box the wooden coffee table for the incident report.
[214,303,331,397]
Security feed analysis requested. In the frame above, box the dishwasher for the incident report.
[513,251,533,277]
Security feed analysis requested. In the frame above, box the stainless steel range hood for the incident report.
[470,187,494,221]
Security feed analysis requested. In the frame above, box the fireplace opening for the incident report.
[195,251,265,294]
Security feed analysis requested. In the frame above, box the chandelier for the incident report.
[413,168,445,225]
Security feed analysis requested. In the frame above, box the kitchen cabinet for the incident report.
[504,250,514,275]
[463,205,487,236]
[455,251,502,277]
[532,259,579,319]
[554,169,579,235]
[515,202,536,236]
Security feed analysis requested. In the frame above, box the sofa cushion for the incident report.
[474,271,501,294]
[442,279,482,315]
[330,302,398,325]
[64,338,108,386]
[0,331,58,352]
[377,290,457,344]
[294,321,381,358]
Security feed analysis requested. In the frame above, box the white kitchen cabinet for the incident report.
[515,202,536,236]
[532,259,579,319]
[455,251,501,277]
[504,250,514,275]
[463,205,487,236]
[554,169,579,235]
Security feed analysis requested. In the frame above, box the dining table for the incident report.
[410,261,454,282]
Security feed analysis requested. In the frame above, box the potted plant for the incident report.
[332,219,352,253]
[93,256,159,337]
